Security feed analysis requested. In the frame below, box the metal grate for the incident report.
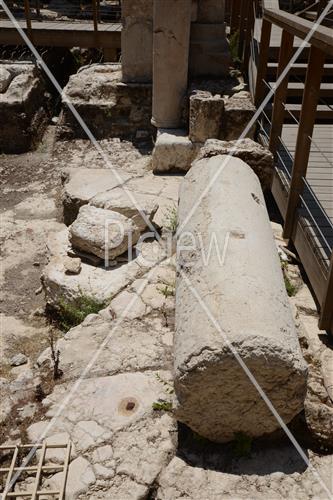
[0,442,71,499]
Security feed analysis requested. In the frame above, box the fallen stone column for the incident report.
[174,155,308,443]
[151,0,192,128]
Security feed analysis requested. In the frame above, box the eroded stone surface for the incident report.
[0,63,48,153]
[189,91,224,143]
[197,138,274,190]
[58,65,153,141]
[27,372,177,498]
[42,226,166,307]
[152,129,198,173]
[90,186,158,232]
[174,156,307,442]
[223,91,256,141]
[69,205,141,261]
[62,167,131,225]
[37,314,173,381]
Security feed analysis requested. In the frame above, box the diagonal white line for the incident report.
[1,2,332,498]
[179,267,333,499]
[0,0,162,246]
[175,0,333,238]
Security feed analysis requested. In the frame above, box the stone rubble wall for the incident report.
[57,64,153,142]
[0,63,48,153]
[174,155,308,442]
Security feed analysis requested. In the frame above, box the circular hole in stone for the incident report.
[118,397,138,416]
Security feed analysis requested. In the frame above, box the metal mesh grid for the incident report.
[0,442,71,499]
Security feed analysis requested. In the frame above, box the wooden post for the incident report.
[283,46,326,239]
[24,0,32,39]
[92,0,98,32]
[230,0,241,35]
[254,19,272,106]
[319,253,333,332]
[268,30,294,156]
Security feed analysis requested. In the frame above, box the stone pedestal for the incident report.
[197,0,225,22]
[121,0,153,83]
[190,0,230,78]
[151,0,192,129]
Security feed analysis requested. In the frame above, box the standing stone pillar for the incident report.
[151,0,192,129]
[121,0,153,83]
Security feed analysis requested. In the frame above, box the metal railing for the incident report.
[230,0,333,334]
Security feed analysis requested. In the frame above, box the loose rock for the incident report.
[69,205,141,261]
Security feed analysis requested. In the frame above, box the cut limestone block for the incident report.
[69,205,141,261]
[58,65,153,141]
[152,129,198,173]
[121,0,153,83]
[189,91,224,143]
[90,186,158,232]
[189,23,231,78]
[152,0,192,128]
[174,155,308,443]
[62,167,131,225]
[197,138,274,191]
[0,63,48,153]
[0,67,11,93]
[223,91,256,140]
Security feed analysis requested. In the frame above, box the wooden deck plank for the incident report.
[0,19,121,47]
[281,123,333,225]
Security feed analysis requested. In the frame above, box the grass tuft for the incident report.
[57,292,106,332]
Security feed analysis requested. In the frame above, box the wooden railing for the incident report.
[12,0,121,37]
[231,1,333,334]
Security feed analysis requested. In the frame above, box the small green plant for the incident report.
[229,30,241,65]
[155,373,174,395]
[281,260,297,297]
[232,432,252,458]
[284,274,297,297]
[165,205,178,234]
[152,399,173,412]
[158,284,175,298]
[57,292,106,331]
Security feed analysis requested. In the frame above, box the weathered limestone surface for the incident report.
[62,167,131,225]
[152,0,192,128]
[189,23,230,78]
[42,227,165,307]
[121,0,153,83]
[69,205,141,261]
[0,63,48,153]
[90,186,158,232]
[27,372,176,499]
[152,129,198,173]
[174,155,308,442]
[223,91,256,140]
[58,65,152,141]
[197,138,274,190]
[189,91,224,143]
[37,313,173,381]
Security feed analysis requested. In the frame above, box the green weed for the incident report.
[57,292,106,332]
[164,205,178,234]
[152,400,173,412]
